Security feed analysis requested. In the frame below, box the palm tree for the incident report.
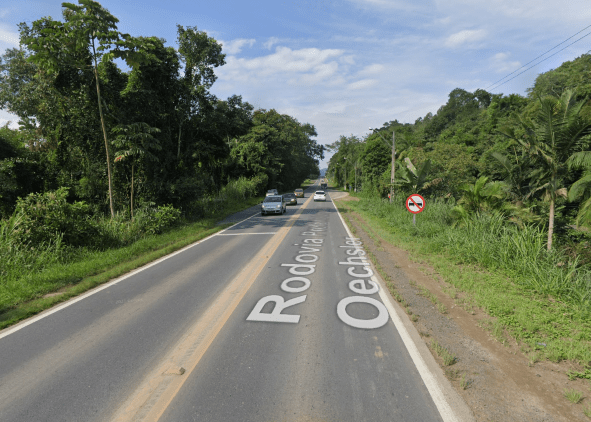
[567,151,591,227]
[394,158,442,194]
[451,176,510,222]
[499,89,591,250]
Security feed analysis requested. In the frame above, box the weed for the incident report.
[584,402,591,418]
[419,330,430,337]
[431,340,458,366]
[445,368,460,379]
[460,373,470,389]
[409,279,417,287]
[411,314,419,322]
[528,352,541,366]
[437,302,448,314]
[563,388,584,404]
[492,322,507,344]
[443,286,458,299]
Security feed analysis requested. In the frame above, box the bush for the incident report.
[12,187,99,247]
[136,204,181,235]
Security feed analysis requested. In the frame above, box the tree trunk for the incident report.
[131,162,134,220]
[177,121,182,160]
[548,196,554,251]
[92,42,115,218]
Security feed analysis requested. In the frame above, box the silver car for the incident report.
[261,195,287,215]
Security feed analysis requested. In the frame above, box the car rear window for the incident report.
[284,193,296,198]
[264,196,282,202]
[295,189,303,192]
[315,191,325,194]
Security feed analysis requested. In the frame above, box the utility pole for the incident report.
[390,131,395,204]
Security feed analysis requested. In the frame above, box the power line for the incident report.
[488,30,591,92]
[485,23,591,91]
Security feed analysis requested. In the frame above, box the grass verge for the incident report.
[0,200,260,330]
[335,197,591,377]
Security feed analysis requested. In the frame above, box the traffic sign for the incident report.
[405,194,425,214]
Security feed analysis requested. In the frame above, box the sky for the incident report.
[1,1,590,168]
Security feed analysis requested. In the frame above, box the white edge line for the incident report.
[217,232,278,236]
[330,197,459,422]
[0,211,261,341]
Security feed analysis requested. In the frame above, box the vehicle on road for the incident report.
[261,195,287,215]
[283,193,298,205]
[313,190,326,202]
[266,189,279,197]
[294,188,304,198]
[321,183,327,189]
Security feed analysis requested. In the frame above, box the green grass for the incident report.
[0,196,261,330]
[430,340,458,366]
[563,388,584,404]
[584,402,591,418]
[336,195,591,374]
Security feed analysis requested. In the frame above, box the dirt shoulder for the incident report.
[335,194,590,422]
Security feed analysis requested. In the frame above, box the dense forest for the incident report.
[0,0,323,248]
[327,53,591,252]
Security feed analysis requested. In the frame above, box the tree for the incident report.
[499,89,591,250]
[175,25,225,161]
[394,158,441,196]
[112,123,161,218]
[20,0,157,218]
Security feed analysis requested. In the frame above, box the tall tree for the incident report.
[20,0,156,217]
[499,89,591,250]
[112,122,161,218]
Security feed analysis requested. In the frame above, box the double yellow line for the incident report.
[111,194,315,422]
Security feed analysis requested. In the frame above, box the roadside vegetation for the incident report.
[327,53,591,382]
[0,1,322,326]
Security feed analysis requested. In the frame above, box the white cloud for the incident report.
[264,37,279,50]
[0,23,19,48]
[345,0,424,12]
[0,109,20,129]
[219,46,344,82]
[347,79,378,90]
[444,29,486,47]
[220,38,256,55]
[358,64,385,76]
[490,52,521,73]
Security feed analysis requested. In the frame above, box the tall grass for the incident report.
[0,181,263,312]
[351,194,591,311]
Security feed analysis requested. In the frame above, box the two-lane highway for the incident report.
[0,181,468,421]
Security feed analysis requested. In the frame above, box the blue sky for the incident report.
[1,1,590,168]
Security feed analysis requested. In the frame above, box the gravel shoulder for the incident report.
[335,194,590,422]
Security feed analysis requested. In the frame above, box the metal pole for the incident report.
[390,131,395,204]
[413,214,416,226]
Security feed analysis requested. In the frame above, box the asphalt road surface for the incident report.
[0,181,468,422]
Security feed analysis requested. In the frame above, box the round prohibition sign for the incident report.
[405,194,425,214]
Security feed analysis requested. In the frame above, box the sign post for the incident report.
[405,194,425,225]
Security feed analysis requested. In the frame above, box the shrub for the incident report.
[12,187,99,247]
[137,204,181,235]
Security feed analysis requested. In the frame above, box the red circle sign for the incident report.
[405,194,425,214]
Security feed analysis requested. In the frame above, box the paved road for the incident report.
[0,181,464,422]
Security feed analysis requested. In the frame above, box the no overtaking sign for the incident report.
[405,194,425,214]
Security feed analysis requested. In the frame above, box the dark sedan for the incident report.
[283,193,298,205]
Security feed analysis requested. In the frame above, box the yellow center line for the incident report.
[111,194,315,422]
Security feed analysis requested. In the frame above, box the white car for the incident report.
[313,190,326,201]
[261,195,287,215]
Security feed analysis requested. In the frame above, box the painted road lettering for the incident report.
[246,295,307,323]
[247,220,327,324]
[336,237,390,329]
